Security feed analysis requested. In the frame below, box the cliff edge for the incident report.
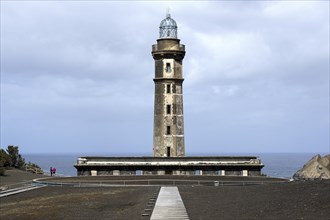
[293,154,330,179]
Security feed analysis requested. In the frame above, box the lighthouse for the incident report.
[75,12,264,177]
[152,12,186,157]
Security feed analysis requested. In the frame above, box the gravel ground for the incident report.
[1,170,329,220]
[0,169,47,186]
[1,186,160,220]
[179,180,330,220]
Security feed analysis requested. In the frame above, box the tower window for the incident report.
[167,147,171,157]
[166,105,171,114]
[166,84,171,93]
[166,63,171,73]
[166,126,171,135]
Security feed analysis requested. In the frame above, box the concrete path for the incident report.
[0,185,45,198]
[150,186,189,220]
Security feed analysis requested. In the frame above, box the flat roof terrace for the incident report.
[75,156,263,166]
[74,156,264,176]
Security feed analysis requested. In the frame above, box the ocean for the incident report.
[23,153,325,178]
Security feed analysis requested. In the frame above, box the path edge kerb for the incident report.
[32,176,290,187]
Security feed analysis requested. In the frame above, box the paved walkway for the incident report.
[150,186,189,220]
[0,185,45,198]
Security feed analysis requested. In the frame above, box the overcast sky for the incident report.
[1,1,329,155]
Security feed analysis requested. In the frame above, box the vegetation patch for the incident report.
[0,145,42,176]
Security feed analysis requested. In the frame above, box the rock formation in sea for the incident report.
[293,154,330,179]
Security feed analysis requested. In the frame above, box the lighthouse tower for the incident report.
[152,12,186,157]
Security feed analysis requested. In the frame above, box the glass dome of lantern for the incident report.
[159,11,177,39]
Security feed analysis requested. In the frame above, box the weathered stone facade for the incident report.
[152,39,186,157]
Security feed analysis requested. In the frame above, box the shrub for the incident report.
[0,149,11,167]
[26,162,43,174]
[0,167,5,176]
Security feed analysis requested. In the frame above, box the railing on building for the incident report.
[32,178,289,188]
[152,44,185,52]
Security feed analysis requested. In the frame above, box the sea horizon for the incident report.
[22,152,328,178]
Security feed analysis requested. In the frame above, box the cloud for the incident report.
[1,1,329,154]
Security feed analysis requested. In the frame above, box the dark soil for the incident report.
[0,169,46,186]
[0,186,160,220]
[1,171,329,220]
[179,180,330,220]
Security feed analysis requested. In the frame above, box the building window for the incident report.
[166,63,171,73]
[166,84,171,94]
[167,147,171,157]
[166,105,171,114]
[166,126,171,135]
